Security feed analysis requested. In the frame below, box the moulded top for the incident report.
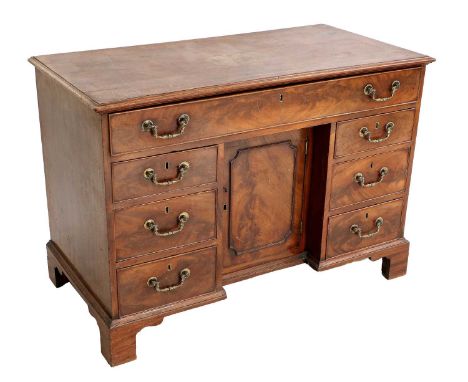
[29,24,434,113]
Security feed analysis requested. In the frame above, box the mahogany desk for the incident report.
[30,25,434,365]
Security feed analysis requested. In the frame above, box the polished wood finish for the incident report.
[229,140,296,255]
[109,103,417,164]
[327,199,405,258]
[89,305,163,366]
[47,240,225,366]
[311,238,409,272]
[382,250,409,279]
[118,247,217,316]
[35,70,112,314]
[109,68,420,156]
[30,25,433,366]
[222,130,307,273]
[30,24,432,112]
[335,109,415,157]
[114,191,216,260]
[330,149,410,209]
[223,254,306,285]
[112,146,217,202]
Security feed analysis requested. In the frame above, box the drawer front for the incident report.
[330,149,410,209]
[117,247,217,316]
[112,146,217,202]
[335,109,415,157]
[114,191,216,260]
[109,89,282,155]
[110,69,421,155]
[327,199,404,258]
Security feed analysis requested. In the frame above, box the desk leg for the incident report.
[47,250,69,288]
[381,250,409,280]
[89,306,163,366]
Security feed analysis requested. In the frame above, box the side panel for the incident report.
[35,69,112,313]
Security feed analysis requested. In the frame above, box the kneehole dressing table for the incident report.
[30,25,434,366]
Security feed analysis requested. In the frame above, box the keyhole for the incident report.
[365,213,369,219]
[279,94,284,102]
[165,206,170,214]
[370,162,374,169]
[223,204,227,211]
[165,162,169,169]
[167,264,172,271]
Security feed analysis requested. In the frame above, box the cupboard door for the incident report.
[223,130,308,272]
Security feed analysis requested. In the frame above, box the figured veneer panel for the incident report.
[109,68,421,155]
[112,146,217,202]
[229,141,295,255]
[335,109,415,157]
[223,130,307,272]
[327,199,405,258]
[114,191,216,260]
[108,88,280,155]
[117,247,217,316]
[330,149,410,209]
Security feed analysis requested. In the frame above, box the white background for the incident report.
[1,0,467,380]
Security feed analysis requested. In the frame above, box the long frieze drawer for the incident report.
[335,109,415,157]
[112,146,218,202]
[326,199,404,258]
[114,191,216,261]
[117,247,217,316]
[330,149,410,209]
[109,68,421,155]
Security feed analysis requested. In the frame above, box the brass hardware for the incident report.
[359,121,395,143]
[354,167,389,188]
[144,212,190,237]
[350,217,384,238]
[147,268,191,292]
[141,113,190,139]
[143,161,190,186]
[363,80,400,102]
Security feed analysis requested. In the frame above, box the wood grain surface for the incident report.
[35,70,112,313]
[335,109,415,157]
[30,24,434,366]
[330,149,410,209]
[114,191,216,260]
[327,199,405,258]
[109,68,421,155]
[112,146,217,202]
[223,130,307,272]
[117,247,217,316]
[29,24,434,112]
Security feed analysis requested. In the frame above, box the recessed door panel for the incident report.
[223,130,307,272]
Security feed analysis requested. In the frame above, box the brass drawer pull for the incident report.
[141,113,190,139]
[144,212,190,237]
[364,80,400,102]
[147,268,191,292]
[143,161,190,186]
[354,167,389,188]
[350,217,384,238]
[360,121,394,143]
